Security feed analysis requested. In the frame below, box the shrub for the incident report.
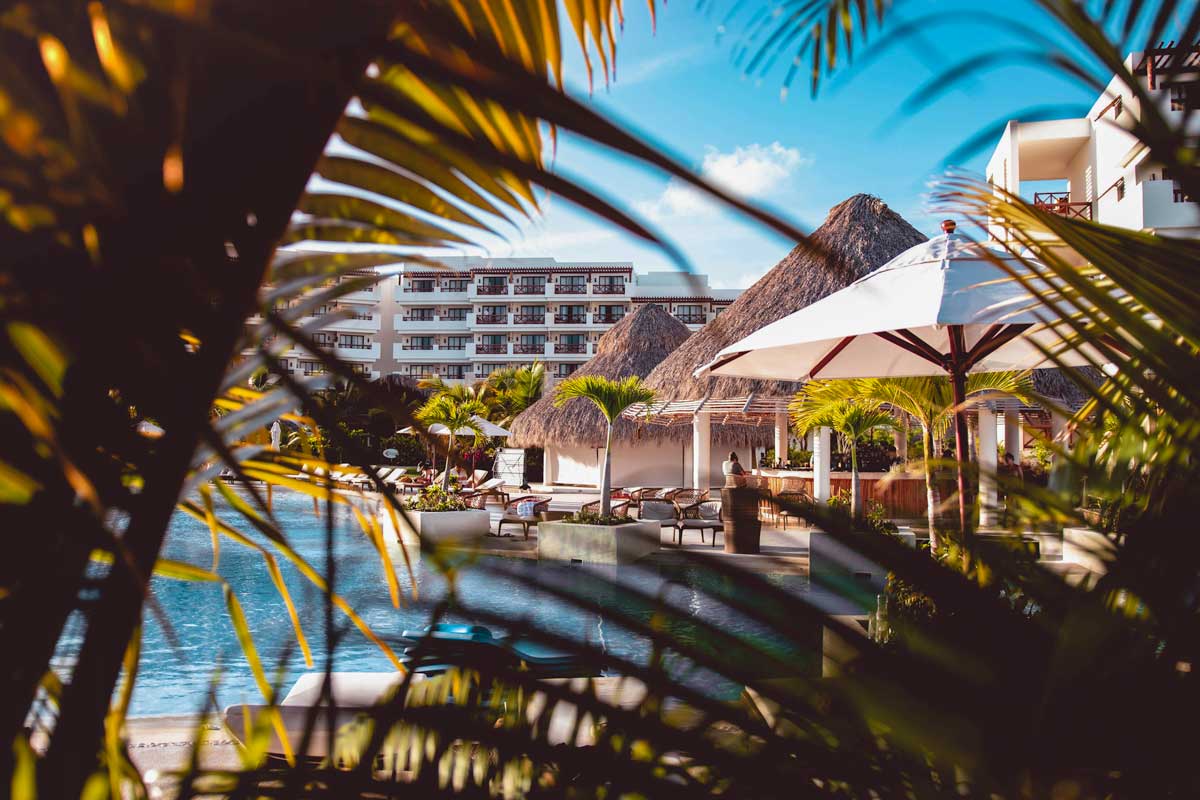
[561,511,628,525]
[405,486,469,512]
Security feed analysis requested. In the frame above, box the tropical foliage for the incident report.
[553,375,655,515]
[414,395,488,490]
[3,0,1200,798]
[419,362,545,427]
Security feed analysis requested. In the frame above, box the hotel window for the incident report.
[300,360,325,376]
[556,362,581,378]
[595,305,624,322]
[557,275,586,290]
[595,274,624,287]
[410,279,435,292]
[561,333,585,345]
[340,334,370,349]
[444,335,470,350]
[407,336,433,350]
[443,307,469,320]
[519,334,546,345]
[312,303,334,316]
[444,278,469,291]
[477,334,506,353]
[312,332,337,347]
[350,363,370,376]
[404,307,434,321]
[675,304,705,324]
[478,276,507,294]
[444,365,467,379]
[515,276,546,293]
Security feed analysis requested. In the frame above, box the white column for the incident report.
[812,426,832,504]
[1004,410,1021,459]
[692,412,711,491]
[774,412,789,464]
[977,406,999,526]
[1048,410,1072,494]
[893,426,908,460]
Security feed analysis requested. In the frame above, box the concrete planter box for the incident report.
[538,520,660,565]
[394,509,490,546]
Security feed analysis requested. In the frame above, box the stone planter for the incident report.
[393,509,490,546]
[538,520,660,565]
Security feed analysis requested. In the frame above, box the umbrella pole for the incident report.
[950,367,973,569]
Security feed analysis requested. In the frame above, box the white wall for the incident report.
[545,439,741,490]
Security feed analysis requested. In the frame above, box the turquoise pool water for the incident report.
[76,490,812,717]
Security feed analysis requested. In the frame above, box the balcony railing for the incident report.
[593,283,625,294]
[476,343,507,354]
[401,315,436,322]
[338,342,374,350]
[555,343,586,353]
[441,314,469,321]
[402,344,434,350]
[554,284,586,294]
[403,285,436,293]
[675,314,706,324]
[554,313,587,324]
[514,284,546,294]
[513,313,545,324]
[1033,192,1092,220]
[594,312,624,323]
[475,314,507,324]
[477,284,508,294]
[513,343,545,354]
[442,343,467,350]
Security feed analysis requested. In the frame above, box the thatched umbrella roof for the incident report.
[507,304,692,448]
[1031,366,1104,412]
[643,194,928,403]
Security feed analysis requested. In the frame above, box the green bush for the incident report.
[404,486,469,512]
[561,511,628,525]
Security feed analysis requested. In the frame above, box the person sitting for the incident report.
[721,451,747,488]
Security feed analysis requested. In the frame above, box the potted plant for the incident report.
[537,376,660,564]
[391,485,490,545]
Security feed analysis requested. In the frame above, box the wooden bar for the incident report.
[753,468,927,518]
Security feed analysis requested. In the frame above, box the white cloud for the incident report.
[635,141,812,221]
[616,44,709,87]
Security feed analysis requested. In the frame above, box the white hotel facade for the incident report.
[986,46,1200,239]
[256,258,739,384]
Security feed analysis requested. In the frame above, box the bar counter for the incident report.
[752,468,927,518]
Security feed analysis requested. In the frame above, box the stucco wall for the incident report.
[545,439,732,489]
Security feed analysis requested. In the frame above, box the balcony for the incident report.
[554,313,587,324]
[594,312,624,324]
[475,313,507,324]
[401,315,437,322]
[403,284,437,293]
[513,343,545,354]
[513,313,546,324]
[477,284,508,295]
[554,284,586,294]
[514,283,546,295]
[675,314,706,324]
[333,342,380,361]
[402,344,435,350]
[476,343,507,354]
[593,283,625,295]
[1033,191,1092,220]
[554,343,586,354]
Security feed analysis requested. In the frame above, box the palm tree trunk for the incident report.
[922,424,940,551]
[850,440,862,518]
[600,423,613,516]
[443,433,455,491]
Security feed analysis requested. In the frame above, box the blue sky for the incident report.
[467,0,1117,288]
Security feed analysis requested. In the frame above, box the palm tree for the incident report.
[554,376,654,516]
[790,393,895,520]
[415,395,488,491]
[488,362,546,426]
[795,374,1033,548]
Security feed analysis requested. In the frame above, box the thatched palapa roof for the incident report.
[507,304,691,448]
[643,194,928,403]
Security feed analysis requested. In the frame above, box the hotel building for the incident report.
[986,45,1200,239]
[251,257,739,385]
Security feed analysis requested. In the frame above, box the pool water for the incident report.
[89,490,814,717]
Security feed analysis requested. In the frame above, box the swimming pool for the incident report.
[67,490,813,717]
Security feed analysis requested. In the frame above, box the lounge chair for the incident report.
[580,497,631,517]
[497,496,551,539]
[675,499,723,547]
[467,477,509,506]
[625,487,660,513]
[775,491,812,529]
[668,488,708,507]
[637,500,678,539]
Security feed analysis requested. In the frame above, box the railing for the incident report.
[554,313,587,324]
[1033,192,1092,220]
[1174,184,1193,203]
[403,285,436,293]
[554,284,586,294]
[555,370,579,379]
[442,314,469,321]
[514,284,546,294]
[555,343,586,353]
[477,284,508,294]
[513,313,545,324]
[442,343,467,350]
[338,342,374,350]
[675,314,706,324]
[475,314,507,324]
[594,312,624,323]
[593,283,625,294]
[476,343,507,354]
[402,344,434,350]
[401,315,436,322]
[513,343,545,354]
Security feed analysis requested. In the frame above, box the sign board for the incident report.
[493,448,526,487]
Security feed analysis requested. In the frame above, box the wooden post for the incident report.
[692,412,711,492]
[977,406,998,527]
[813,427,832,504]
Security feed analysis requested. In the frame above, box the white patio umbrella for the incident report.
[696,220,1099,539]
[270,420,282,450]
[399,415,510,438]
